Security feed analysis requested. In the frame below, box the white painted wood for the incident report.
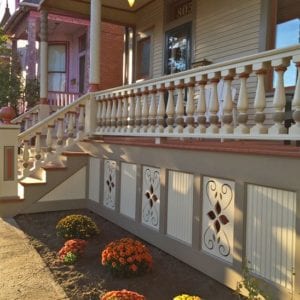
[122,96,128,133]
[167,171,193,244]
[246,184,296,290]
[39,167,86,202]
[174,85,185,134]
[103,160,117,210]
[105,100,112,132]
[202,176,235,263]
[148,91,157,133]
[134,93,142,133]
[111,98,117,132]
[207,77,220,134]
[120,163,137,219]
[88,157,100,202]
[142,166,160,230]
[290,62,300,135]
[165,87,175,133]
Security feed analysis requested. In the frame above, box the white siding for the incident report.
[136,1,164,78]
[120,163,137,219]
[194,0,261,63]
[167,171,193,244]
[88,157,100,202]
[246,184,296,290]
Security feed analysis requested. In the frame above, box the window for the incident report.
[136,37,151,80]
[48,44,66,92]
[273,0,300,87]
[165,23,191,74]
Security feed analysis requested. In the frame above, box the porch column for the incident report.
[39,10,48,104]
[27,16,37,80]
[88,0,101,92]
[38,10,50,121]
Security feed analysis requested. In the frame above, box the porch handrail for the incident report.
[94,44,300,141]
[94,44,300,98]
[11,105,39,124]
[18,93,90,143]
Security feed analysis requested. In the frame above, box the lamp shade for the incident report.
[128,0,135,7]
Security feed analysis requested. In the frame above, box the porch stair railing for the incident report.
[17,93,92,179]
[94,44,300,141]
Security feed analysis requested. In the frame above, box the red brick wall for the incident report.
[99,22,124,90]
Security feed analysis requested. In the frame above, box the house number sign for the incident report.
[174,0,192,19]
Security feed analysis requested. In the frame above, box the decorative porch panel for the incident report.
[89,157,101,202]
[246,184,296,290]
[103,160,117,210]
[120,163,137,219]
[142,166,160,230]
[167,170,193,244]
[202,177,235,263]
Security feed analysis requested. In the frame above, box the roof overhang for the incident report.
[39,0,155,25]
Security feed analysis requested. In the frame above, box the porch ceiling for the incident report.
[39,0,154,25]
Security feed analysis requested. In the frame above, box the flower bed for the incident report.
[58,239,87,264]
[101,238,153,277]
[101,289,145,300]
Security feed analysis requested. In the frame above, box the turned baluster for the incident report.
[269,59,289,135]
[96,100,102,132]
[195,75,207,134]
[220,70,235,134]
[56,118,64,154]
[156,84,166,133]
[34,132,42,170]
[134,91,142,133]
[110,95,117,133]
[31,112,38,126]
[128,91,135,133]
[116,94,123,133]
[184,78,195,134]
[77,104,85,140]
[165,83,175,134]
[105,98,112,133]
[290,59,300,135]
[22,140,30,177]
[45,124,54,163]
[207,73,220,134]
[122,93,129,133]
[250,63,268,135]
[101,100,107,134]
[174,81,185,134]
[66,112,75,146]
[148,86,157,133]
[142,88,149,133]
[234,67,251,134]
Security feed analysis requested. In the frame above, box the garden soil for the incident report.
[15,209,236,300]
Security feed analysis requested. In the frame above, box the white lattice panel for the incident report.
[120,163,137,219]
[246,184,296,290]
[167,171,193,244]
[89,157,100,202]
[202,177,235,263]
[103,160,117,210]
[142,166,160,230]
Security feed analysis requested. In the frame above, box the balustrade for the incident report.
[93,45,300,141]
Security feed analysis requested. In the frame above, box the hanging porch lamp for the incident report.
[128,0,135,7]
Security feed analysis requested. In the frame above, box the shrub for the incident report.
[63,252,78,264]
[58,239,87,263]
[173,295,202,300]
[56,214,99,240]
[101,289,145,300]
[101,238,153,277]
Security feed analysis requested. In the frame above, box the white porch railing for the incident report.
[48,92,80,108]
[94,45,300,141]
[17,93,92,179]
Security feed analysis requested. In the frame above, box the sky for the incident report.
[0,0,15,22]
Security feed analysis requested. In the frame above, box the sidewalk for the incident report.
[0,217,68,300]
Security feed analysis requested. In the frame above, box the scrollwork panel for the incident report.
[142,166,160,230]
[103,160,117,210]
[202,177,235,263]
